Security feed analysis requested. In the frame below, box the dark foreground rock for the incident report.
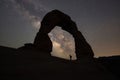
[0,46,120,80]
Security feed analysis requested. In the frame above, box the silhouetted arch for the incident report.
[33,10,94,60]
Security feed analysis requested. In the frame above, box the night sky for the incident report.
[0,0,120,59]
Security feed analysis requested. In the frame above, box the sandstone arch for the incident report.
[33,10,94,60]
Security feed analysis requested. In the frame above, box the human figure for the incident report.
[70,55,72,60]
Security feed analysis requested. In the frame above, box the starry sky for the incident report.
[0,0,120,59]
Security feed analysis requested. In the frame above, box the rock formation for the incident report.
[33,10,94,60]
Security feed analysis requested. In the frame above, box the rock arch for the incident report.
[33,10,94,60]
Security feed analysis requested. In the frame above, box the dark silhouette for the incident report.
[33,10,94,60]
[69,55,72,60]
[0,10,120,80]
[33,32,52,53]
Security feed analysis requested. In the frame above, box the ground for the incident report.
[0,46,120,80]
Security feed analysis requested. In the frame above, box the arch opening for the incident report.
[49,27,76,60]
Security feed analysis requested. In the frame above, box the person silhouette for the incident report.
[69,55,72,60]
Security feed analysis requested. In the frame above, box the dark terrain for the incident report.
[0,45,120,80]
